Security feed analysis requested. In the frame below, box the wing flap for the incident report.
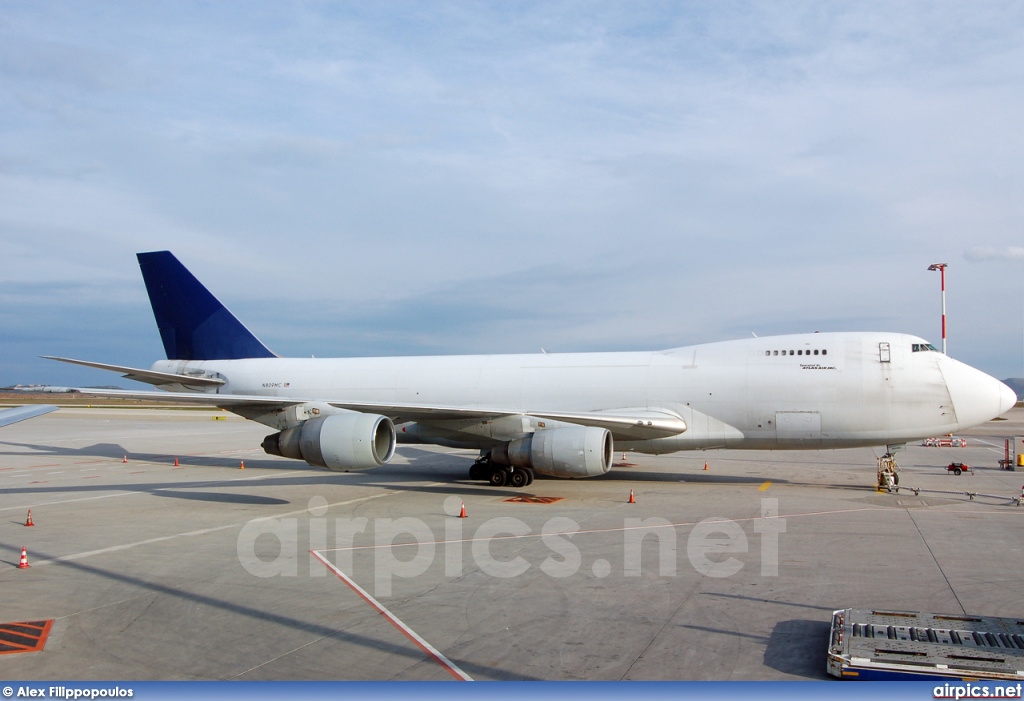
[529,409,687,440]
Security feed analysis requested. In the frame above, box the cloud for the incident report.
[964,246,1024,262]
[4,2,1024,383]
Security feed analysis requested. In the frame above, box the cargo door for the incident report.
[776,411,822,447]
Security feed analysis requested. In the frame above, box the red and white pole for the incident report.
[929,263,948,355]
[940,265,946,355]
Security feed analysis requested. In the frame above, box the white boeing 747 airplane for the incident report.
[46,251,1015,488]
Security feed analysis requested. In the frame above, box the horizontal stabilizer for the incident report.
[72,387,303,408]
[41,357,226,387]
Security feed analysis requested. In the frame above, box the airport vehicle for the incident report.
[46,251,1017,487]
[923,436,967,447]
[828,608,1024,681]
[947,462,971,475]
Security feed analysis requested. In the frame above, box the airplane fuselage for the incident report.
[151,331,1012,454]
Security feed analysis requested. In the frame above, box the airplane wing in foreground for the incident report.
[0,404,59,428]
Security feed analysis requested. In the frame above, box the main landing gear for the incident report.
[469,455,534,488]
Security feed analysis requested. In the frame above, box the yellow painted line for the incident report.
[759,481,772,491]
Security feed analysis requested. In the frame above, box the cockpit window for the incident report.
[912,343,940,352]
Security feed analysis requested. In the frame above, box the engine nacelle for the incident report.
[262,413,396,471]
[491,426,612,478]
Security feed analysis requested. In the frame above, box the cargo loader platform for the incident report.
[828,609,1024,681]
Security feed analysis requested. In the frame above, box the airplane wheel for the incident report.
[489,469,508,487]
[524,469,534,486]
[509,470,527,488]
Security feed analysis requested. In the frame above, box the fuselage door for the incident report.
[879,342,891,363]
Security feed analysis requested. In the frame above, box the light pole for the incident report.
[928,263,948,354]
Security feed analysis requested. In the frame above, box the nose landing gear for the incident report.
[877,453,900,492]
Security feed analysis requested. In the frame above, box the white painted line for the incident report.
[0,491,136,513]
[30,526,243,566]
[322,506,895,554]
[311,549,473,681]
[0,469,339,513]
[47,471,65,475]
[27,492,392,567]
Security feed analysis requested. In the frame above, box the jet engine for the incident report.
[490,425,612,478]
[262,413,396,471]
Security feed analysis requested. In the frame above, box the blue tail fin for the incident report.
[137,251,276,360]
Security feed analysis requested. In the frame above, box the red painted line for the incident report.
[310,550,472,681]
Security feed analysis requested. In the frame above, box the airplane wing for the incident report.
[41,356,226,388]
[68,387,684,440]
[0,404,59,428]
[325,401,686,439]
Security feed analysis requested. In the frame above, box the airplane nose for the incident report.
[999,380,1017,415]
[939,358,1015,429]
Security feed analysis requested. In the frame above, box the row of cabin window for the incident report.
[764,349,827,357]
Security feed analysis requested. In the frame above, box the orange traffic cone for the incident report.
[123,455,128,463]
[703,461,709,471]
[18,546,29,569]
[628,489,636,504]
[174,457,179,467]
[25,510,34,527]
[458,501,467,518]
[239,460,245,470]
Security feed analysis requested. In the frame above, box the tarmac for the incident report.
[2,406,1023,681]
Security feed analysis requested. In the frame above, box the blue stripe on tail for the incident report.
[137,251,276,360]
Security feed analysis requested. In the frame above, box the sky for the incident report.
[2,1,1024,388]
